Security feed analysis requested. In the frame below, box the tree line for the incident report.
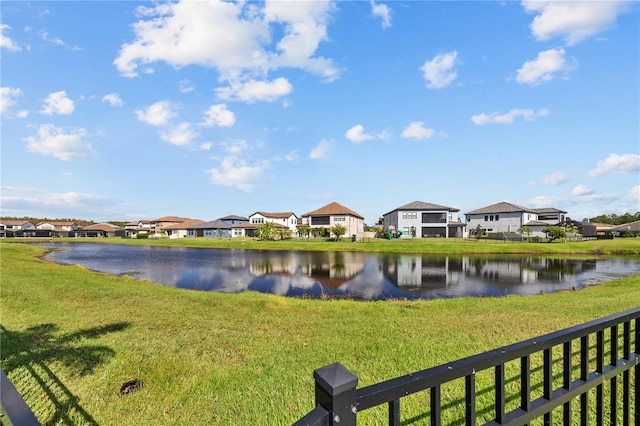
[588,212,640,225]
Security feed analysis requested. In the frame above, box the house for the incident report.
[187,219,233,238]
[464,201,567,238]
[122,220,153,238]
[0,219,36,237]
[151,216,200,235]
[74,223,121,238]
[382,201,465,238]
[163,220,205,239]
[231,211,298,238]
[610,220,640,237]
[35,221,79,237]
[300,202,364,238]
[218,215,249,226]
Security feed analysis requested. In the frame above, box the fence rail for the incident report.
[293,307,640,425]
[1,368,41,426]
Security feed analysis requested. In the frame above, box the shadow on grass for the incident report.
[1,322,130,425]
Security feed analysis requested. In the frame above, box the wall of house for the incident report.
[466,211,537,234]
[386,210,460,238]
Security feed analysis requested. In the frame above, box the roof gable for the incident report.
[250,212,297,219]
[465,201,535,215]
[388,200,459,214]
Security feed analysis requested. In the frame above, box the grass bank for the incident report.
[1,242,639,424]
[14,235,640,255]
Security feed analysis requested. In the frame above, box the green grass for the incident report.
[1,241,639,425]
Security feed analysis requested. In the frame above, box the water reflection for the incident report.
[37,243,639,300]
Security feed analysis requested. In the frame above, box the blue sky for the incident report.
[1,1,638,225]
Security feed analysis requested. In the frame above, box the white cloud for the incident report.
[23,124,95,161]
[309,139,330,159]
[1,87,22,114]
[588,153,640,178]
[572,184,593,196]
[206,156,266,192]
[179,79,195,93]
[40,91,75,115]
[216,77,293,103]
[221,139,248,155]
[113,1,340,89]
[345,124,375,143]
[471,108,550,125]
[38,29,64,46]
[160,122,199,146]
[200,142,213,151]
[420,51,458,89]
[135,101,177,126]
[201,103,236,128]
[1,24,21,52]
[516,48,577,86]
[401,121,436,140]
[371,1,392,29]
[535,171,569,186]
[102,93,123,107]
[627,185,640,202]
[522,1,629,46]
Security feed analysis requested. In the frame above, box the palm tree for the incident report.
[330,224,347,241]
[256,222,275,241]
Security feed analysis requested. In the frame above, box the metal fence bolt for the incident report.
[334,415,340,423]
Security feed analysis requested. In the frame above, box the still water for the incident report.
[38,243,640,301]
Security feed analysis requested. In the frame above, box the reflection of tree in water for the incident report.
[1,322,130,425]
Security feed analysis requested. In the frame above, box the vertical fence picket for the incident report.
[596,330,604,426]
[465,372,476,426]
[580,335,589,426]
[562,341,572,423]
[430,386,441,426]
[610,324,618,426]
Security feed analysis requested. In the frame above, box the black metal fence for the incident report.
[293,307,639,425]
[1,368,41,426]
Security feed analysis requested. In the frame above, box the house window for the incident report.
[490,215,494,221]
[495,215,499,221]
[484,216,488,222]
[334,216,345,222]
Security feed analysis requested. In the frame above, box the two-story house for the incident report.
[464,201,567,237]
[300,202,364,238]
[382,201,465,238]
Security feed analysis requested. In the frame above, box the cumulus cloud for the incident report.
[1,24,21,51]
[588,153,640,178]
[113,1,339,98]
[533,171,569,186]
[471,108,550,125]
[23,124,95,161]
[371,1,392,29]
[215,77,293,103]
[401,121,436,140]
[206,156,266,192]
[102,93,123,107]
[516,49,577,86]
[160,122,199,146]
[627,185,640,202]
[202,103,235,127]
[345,125,375,143]
[0,188,116,219]
[40,91,75,115]
[1,87,22,114]
[135,101,177,126]
[522,1,629,46]
[572,184,593,196]
[420,51,458,89]
[309,139,330,159]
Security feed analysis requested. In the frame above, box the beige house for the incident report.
[301,202,364,238]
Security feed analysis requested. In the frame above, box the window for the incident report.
[334,216,345,222]
[484,216,488,222]
[490,215,494,221]
[495,215,499,221]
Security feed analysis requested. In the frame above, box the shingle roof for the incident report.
[302,202,364,219]
[385,200,459,215]
[531,207,567,214]
[251,212,297,219]
[231,222,287,229]
[162,220,205,230]
[152,216,194,223]
[188,219,231,230]
[612,220,640,232]
[80,223,121,232]
[218,215,248,221]
[465,201,536,215]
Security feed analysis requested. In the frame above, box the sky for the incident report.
[1,0,639,225]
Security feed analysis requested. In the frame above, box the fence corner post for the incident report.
[313,362,358,426]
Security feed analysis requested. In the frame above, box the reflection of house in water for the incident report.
[247,252,366,289]
[462,257,597,284]
[384,256,463,288]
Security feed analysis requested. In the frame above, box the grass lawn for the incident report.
[1,240,639,424]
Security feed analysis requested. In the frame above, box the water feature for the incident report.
[37,243,640,301]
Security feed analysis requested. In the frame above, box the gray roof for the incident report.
[531,207,567,214]
[188,219,231,230]
[611,220,640,232]
[465,201,537,215]
[219,215,248,221]
[384,200,459,216]
[524,220,554,227]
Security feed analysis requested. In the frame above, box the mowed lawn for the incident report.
[1,240,639,425]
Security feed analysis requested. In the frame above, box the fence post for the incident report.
[313,363,358,426]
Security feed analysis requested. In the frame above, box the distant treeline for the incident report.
[588,212,640,225]
[0,217,126,228]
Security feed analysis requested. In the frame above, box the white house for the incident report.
[464,201,567,237]
[301,202,364,238]
[232,212,298,238]
[382,201,465,238]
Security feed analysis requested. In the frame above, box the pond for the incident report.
[37,243,640,301]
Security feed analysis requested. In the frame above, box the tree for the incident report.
[518,226,532,240]
[255,222,275,241]
[561,222,579,240]
[410,226,416,239]
[297,226,310,239]
[276,227,292,240]
[542,226,567,242]
[474,224,483,241]
[330,224,347,241]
